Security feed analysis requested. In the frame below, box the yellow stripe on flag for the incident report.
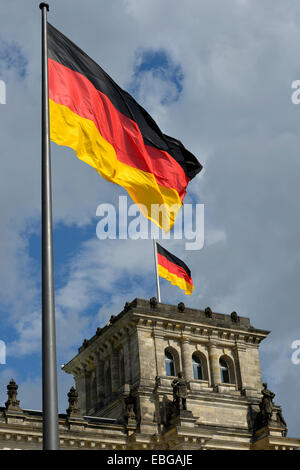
[158,265,194,295]
[49,99,181,231]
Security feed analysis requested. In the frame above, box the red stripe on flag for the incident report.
[157,253,193,287]
[48,58,190,201]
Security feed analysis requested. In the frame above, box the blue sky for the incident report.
[0,38,27,79]
[129,49,184,105]
[0,0,300,437]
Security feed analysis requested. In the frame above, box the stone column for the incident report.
[153,333,166,377]
[137,328,157,383]
[76,365,87,414]
[180,338,193,381]
[110,349,120,395]
[123,337,132,384]
[207,343,220,388]
[95,352,105,404]
[85,368,92,412]
[129,330,140,384]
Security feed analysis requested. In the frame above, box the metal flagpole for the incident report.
[40,2,59,450]
[153,239,161,303]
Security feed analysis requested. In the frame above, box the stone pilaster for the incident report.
[208,343,220,388]
[95,353,105,404]
[76,365,87,415]
[85,368,92,412]
[180,339,193,381]
[234,342,262,396]
[129,329,140,385]
[153,333,166,377]
[110,349,120,394]
[123,336,132,384]
[137,327,156,384]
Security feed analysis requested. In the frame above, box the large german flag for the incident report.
[47,23,202,231]
[156,242,194,295]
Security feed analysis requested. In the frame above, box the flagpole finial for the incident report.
[39,2,49,11]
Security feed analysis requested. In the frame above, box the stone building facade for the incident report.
[0,298,299,450]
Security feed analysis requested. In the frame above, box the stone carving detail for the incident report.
[260,382,275,421]
[204,307,212,318]
[231,311,239,323]
[5,379,22,411]
[96,327,102,336]
[160,395,174,428]
[123,392,136,423]
[66,386,81,417]
[154,376,161,391]
[123,302,131,312]
[253,383,287,436]
[150,297,158,308]
[276,408,287,436]
[171,372,188,411]
[178,302,185,312]
[160,373,191,428]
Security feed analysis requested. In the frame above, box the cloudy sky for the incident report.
[0,0,300,436]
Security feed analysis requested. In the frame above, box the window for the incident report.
[192,353,204,380]
[219,357,230,383]
[165,350,176,376]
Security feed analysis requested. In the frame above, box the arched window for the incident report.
[192,353,204,380]
[165,350,176,376]
[219,357,230,383]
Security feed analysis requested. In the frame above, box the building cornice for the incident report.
[62,298,269,374]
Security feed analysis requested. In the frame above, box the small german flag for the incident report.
[156,242,194,295]
[47,23,202,232]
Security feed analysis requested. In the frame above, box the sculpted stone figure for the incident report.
[150,297,158,308]
[66,386,81,417]
[260,382,275,422]
[204,307,212,318]
[5,379,21,411]
[171,372,188,411]
[253,382,288,436]
[124,393,136,421]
